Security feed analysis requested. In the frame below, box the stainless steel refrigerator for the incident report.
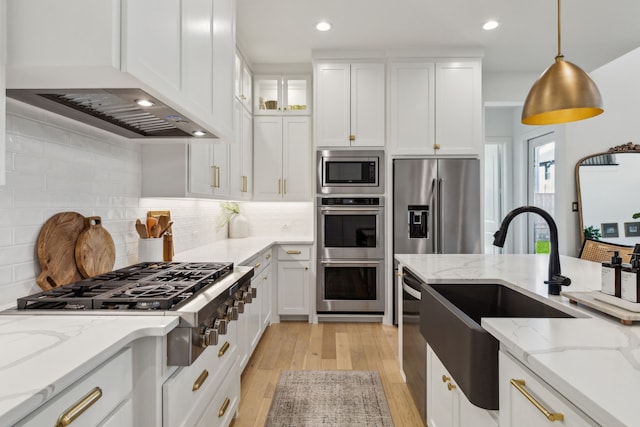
[394,158,481,423]
[393,158,482,322]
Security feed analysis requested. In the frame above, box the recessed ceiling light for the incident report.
[483,20,499,31]
[135,99,155,107]
[192,130,206,137]
[316,21,332,32]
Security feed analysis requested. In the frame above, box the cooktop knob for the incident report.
[226,305,238,320]
[202,327,219,347]
[251,287,257,298]
[233,300,245,313]
[242,290,252,303]
[213,318,227,335]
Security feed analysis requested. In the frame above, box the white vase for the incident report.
[228,214,249,238]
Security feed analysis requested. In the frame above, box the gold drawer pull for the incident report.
[254,262,261,269]
[286,250,302,255]
[441,375,451,383]
[447,382,457,391]
[266,253,271,259]
[218,341,230,357]
[218,397,231,417]
[55,387,102,427]
[510,379,564,422]
[192,369,209,391]
[349,134,355,141]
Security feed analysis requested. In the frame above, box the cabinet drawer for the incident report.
[499,351,599,427]
[277,245,310,261]
[246,249,272,275]
[194,365,241,427]
[16,347,133,427]
[163,321,238,427]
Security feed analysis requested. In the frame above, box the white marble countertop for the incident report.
[0,315,178,426]
[395,253,639,427]
[0,236,312,425]
[174,236,313,265]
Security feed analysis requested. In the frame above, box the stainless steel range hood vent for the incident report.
[6,89,218,139]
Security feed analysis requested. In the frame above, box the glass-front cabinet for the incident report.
[254,75,311,115]
[235,51,252,112]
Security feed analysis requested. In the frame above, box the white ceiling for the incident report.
[236,0,640,74]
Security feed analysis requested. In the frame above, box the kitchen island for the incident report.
[396,253,640,427]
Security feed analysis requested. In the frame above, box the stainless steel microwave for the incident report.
[317,150,384,194]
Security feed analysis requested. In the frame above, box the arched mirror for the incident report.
[576,142,640,246]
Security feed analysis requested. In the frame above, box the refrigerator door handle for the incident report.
[431,177,437,252]
[437,178,444,254]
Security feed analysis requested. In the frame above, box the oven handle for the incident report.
[319,207,382,214]
[320,260,381,266]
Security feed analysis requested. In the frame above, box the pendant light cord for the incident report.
[556,0,563,59]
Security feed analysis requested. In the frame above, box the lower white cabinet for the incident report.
[427,344,497,427]
[260,262,273,329]
[163,321,238,427]
[499,351,599,427]
[15,347,133,427]
[193,366,240,427]
[277,245,311,316]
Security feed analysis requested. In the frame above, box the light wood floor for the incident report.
[230,322,426,427]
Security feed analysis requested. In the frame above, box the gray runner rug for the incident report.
[265,370,395,427]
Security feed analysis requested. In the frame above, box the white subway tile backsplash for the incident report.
[1,101,313,308]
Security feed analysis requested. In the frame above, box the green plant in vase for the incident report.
[216,201,240,231]
[583,225,601,241]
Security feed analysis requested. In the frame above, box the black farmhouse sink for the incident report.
[420,283,574,410]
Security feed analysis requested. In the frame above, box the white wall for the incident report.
[0,100,312,308]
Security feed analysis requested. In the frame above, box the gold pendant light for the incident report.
[521,0,604,125]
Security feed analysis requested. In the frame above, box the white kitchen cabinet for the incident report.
[6,0,236,141]
[253,116,312,201]
[0,0,5,186]
[388,61,435,154]
[499,351,599,427]
[235,51,252,112]
[389,59,482,156]
[277,245,311,316]
[260,262,273,329]
[141,143,230,198]
[254,74,311,115]
[230,99,253,199]
[163,321,238,427]
[427,344,497,427]
[15,347,133,427]
[434,60,482,156]
[315,62,385,147]
[189,143,230,197]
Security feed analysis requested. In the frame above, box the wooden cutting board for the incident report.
[36,212,86,290]
[75,216,116,278]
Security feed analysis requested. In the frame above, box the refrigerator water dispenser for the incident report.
[408,205,429,238]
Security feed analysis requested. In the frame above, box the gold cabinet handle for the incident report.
[192,369,209,391]
[433,143,441,150]
[266,253,271,259]
[255,262,261,269]
[304,266,309,270]
[349,134,355,141]
[441,375,451,383]
[286,250,302,255]
[283,179,287,194]
[210,166,216,188]
[510,379,565,422]
[218,341,230,357]
[241,175,248,192]
[216,166,221,188]
[218,397,231,417]
[55,387,102,427]
[278,179,281,194]
[447,382,457,391]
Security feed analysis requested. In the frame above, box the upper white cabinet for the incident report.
[388,59,482,156]
[235,51,252,112]
[388,61,435,155]
[141,143,230,199]
[253,116,312,201]
[314,62,385,147]
[254,75,311,115]
[230,99,253,199]
[6,0,236,141]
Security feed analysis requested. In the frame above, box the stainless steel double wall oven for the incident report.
[316,150,385,314]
